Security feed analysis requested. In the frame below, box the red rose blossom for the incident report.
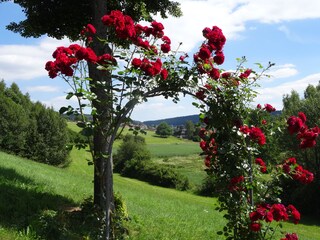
[250,222,261,232]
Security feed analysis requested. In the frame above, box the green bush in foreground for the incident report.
[30,193,129,240]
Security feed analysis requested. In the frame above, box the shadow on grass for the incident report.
[0,166,74,229]
[299,215,320,227]
[152,134,170,139]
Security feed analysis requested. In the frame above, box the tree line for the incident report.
[0,81,70,166]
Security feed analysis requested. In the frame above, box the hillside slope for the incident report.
[0,150,319,240]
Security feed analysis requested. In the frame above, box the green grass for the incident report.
[114,175,225,240]
[0,144,320,239]
[153,154,206,187]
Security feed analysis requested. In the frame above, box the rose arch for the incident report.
[46,10,315,240]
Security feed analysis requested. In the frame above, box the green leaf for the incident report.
[76,121,86,128]
[192,102,199,107]
[66,92,74,100]
[59,106,68,115]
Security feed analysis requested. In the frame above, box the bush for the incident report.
[197,175,219,197]
[113,134,151,172]
[121,159,190,191]
[114,133,189,190]
[155,122,173,138]
[30,194,129,240]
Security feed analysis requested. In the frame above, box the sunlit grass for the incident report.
[0,124,319,239]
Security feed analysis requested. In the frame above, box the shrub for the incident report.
[113,134,151,172]
[155,122,173,138]
[30,194,129,240]
[197,175,219,197]
[121,159,190,190]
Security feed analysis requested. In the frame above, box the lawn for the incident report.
[0,140,319,239]
[0,150,222,239]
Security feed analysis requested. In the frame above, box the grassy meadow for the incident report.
[0,124,319,239]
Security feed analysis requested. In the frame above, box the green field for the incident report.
[0,124,320,239]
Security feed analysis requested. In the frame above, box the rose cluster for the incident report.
[45,44,116,78]
[199,128,217,168]
[228,175,245,191]
[255,158,267,173]
[80,23,96,43]
[239,125,266,146]
[101,10,171,54]
[287,112,320,148]
[282,157,314,184]
[131,58,168,79]
[100,11,171,79]
[193,26,226,80]
[249,203,300,232]
[281,233,299,240]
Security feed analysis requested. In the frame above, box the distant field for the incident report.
[68,121,201,157]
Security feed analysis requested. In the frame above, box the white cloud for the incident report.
[263,64,298,82]
[131,95,198,121]
[26,85,60,93]
[255,73,320,110]
[41,95,72,111]
[156,0,320,52]
[0,37,72,81]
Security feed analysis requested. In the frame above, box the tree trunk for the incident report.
[89,1,114,239]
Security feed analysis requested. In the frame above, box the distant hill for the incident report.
[143,114,199,126]
[142,110,282,127]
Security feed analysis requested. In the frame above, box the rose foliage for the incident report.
[45,10,316,240]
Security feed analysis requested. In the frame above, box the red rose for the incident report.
[264,103,276,112]
[161,43,171,53]
[281,233,299,240]
[287,116,304,134]
[249,127,266,145]
[151,21,164,31]
[239,69,252,79]
[161,69,168,80]
[213,51,225,65]
[250,222,261,232]
[86,24,96,34]
[209,68,220,80]
[162,36,171,44]
[132,58,142,68]
[298,112,307,123]
[221,72,231,79]
[198,45,211,60]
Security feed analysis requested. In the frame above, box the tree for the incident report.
[113,134,151,172]
[0,81,70,165]
[156,122,173,138]
[0,1,182,238]
[185,120,195,140]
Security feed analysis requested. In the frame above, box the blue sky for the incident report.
[2,0,320,121]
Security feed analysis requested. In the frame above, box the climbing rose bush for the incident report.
[192,25,315,239]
